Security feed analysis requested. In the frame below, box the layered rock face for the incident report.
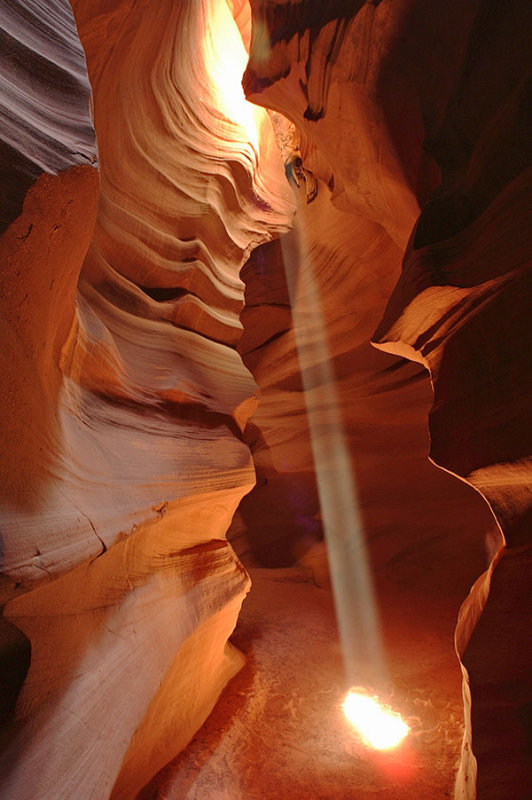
[242,0,531,798]
[234,178,494,594]
[0,1,293,797]
[1,1,530,799]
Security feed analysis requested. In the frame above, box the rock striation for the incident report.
[1,1,293,798]
[242,0,532,797]
[0,0,97,232]
[1,1,530,799]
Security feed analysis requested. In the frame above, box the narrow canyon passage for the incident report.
[1,1,530,799]
[140,563,478,800]
[139,182,496,798]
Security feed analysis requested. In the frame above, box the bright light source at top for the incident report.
[206,4,260,149]
[342,690,410,750]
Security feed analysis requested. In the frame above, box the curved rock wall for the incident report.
[373,4,532,796]
[0,0,97,231]
[1,0,529,797]
[234,176,494,597]
[0,1,293,798]
[242,0,531,798]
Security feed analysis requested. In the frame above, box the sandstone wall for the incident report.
[242,1,532,797]
[0,1,293,797]
[1,1,530,798]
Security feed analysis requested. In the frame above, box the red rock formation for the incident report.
[1,1,293,797]
[1,0,530,798]
[242,0,532,797]
[373,4,532,795]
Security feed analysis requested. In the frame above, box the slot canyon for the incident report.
[0,0,530,798]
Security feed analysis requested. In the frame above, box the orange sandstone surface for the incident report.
[1,1,530,799]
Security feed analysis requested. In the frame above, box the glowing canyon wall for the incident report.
[0,1,293,797]
[0,1,530,799]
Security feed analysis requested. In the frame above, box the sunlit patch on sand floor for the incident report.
[342,689,410,750]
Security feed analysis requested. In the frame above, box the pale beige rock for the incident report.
[0,1,293,797]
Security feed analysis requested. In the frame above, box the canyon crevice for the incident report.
[1,1,530,798]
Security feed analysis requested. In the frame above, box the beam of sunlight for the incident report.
[342,690,410,750]
[279,192,386,686]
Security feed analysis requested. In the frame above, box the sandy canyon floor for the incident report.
[140,564,467,800]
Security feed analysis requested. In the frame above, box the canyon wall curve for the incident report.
[1,1,531,799]
[1,1,294,797]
